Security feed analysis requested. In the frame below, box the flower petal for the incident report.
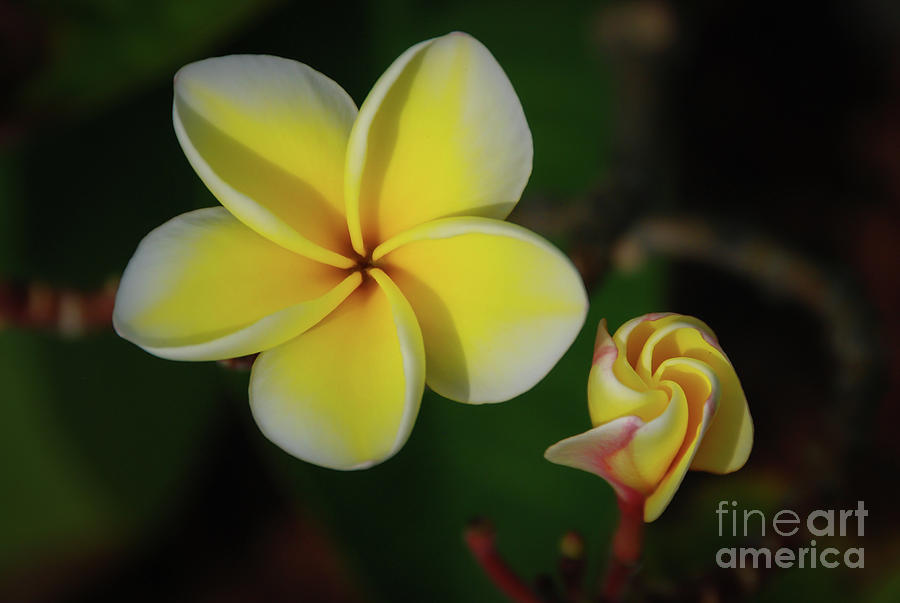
[634,318,753,474]
[376,217,587,403]
[644,357,721,521]
[547,356,721,522]
[174,55,357,267]
[345,32,532,254]
[114,208,359,361]
[249,269,425,469]
[691,371,753,473]
[544,416,648,506]
[588,319,669,425]
[627,384,690,490]
[545,376,689,508]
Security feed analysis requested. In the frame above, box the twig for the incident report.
[465,519,545,603]
[216,354,258,371]
[558,531,586,602]
[0,279,117,336]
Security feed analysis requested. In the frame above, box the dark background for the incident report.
[1,0,898,601]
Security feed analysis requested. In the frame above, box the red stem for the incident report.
[601,498,645,602]
[465,520,544,603]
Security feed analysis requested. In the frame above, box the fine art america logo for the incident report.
[715,501,867,569]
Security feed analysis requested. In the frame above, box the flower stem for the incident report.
[465,519,544,603]
[600,498,644,602]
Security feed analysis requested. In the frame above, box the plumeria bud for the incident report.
[545,314,753,522]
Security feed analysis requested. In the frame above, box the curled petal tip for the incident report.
[592,318,622,369]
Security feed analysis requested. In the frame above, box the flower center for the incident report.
[351,250,374,273]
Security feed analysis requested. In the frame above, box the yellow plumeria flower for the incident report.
[545,314,752,521]
[114,33,588,470]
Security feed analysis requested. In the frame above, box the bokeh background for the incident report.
[2,0,899,601]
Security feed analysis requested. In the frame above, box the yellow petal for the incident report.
[249,269,425,469]
[588,319,669,426]
[644,357,721,521]
[634,318,753,473]
[174,55,357,267]
[114,208,358,361]
[691,368,752,473]
[376,217,587,403]
[345,32,532,254]
[626,383,689,489]
[613,312,698,372]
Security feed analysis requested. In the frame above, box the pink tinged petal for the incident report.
[544,416,648,506]
[546,382,690,514]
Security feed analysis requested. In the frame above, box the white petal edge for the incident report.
[173,55,357,269]
[248,268,425,470]
[375,216,588,403]
[126,272,362,362]
[344,38,434,255]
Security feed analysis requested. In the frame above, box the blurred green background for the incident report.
[2,1,899,601]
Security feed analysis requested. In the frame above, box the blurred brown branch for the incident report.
[611,214,873,397]
[0,279,117,336]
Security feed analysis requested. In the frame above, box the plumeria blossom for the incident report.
[545,314,752,521]
[114,33,588,470]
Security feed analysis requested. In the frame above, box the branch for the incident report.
[558,531,586,602]
[0,279,116,336]
[465,519,545,603]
